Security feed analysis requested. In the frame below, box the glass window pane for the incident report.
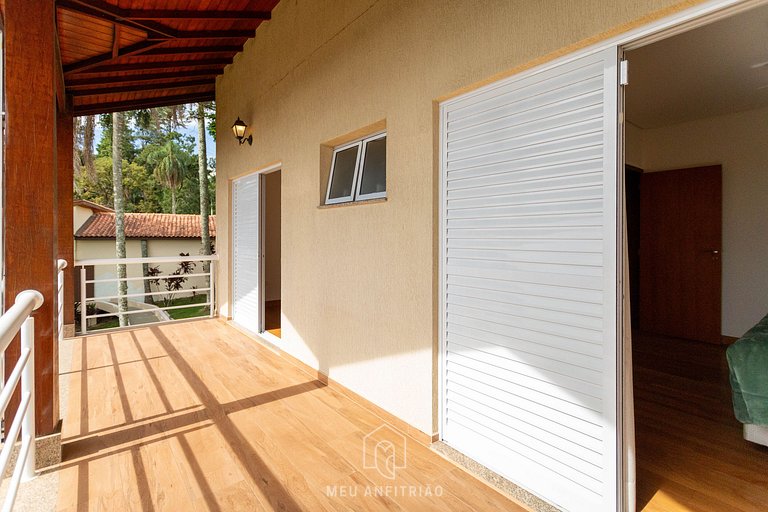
[328,145,359,200]
[359,136,386,196]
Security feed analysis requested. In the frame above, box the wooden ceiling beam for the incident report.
[168,30,255,40]
[126,10,271,21]
[112,24,121,58]
[57,0,175,39]
[74,91,216,116]
[63,40,163,76]
[141,45,243,56]
[69,79,215,97]
[67,70,220,88]
[79,58,231,74]
[57,1,261,40]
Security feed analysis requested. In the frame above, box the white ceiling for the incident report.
[626,4,768,129]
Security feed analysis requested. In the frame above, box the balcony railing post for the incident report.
[20,316,35,482]
[209,260,216,318]
[80,266,87,335]
[57,259,67,343]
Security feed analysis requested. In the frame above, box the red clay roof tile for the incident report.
[75,213,216,239]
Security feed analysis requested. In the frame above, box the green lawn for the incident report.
[166,294,210,320]
[88,294,210,331]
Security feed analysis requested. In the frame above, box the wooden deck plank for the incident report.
[55,319,524,511]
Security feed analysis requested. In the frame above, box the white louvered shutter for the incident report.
[440,47,619,512]
[232,173,261,335]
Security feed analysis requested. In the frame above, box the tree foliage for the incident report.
[73,102,216,215]
[146,140,188,214]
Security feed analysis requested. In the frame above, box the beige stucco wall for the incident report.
[627,106,768,337]
[216,0,696,435]
[73,205,96,232]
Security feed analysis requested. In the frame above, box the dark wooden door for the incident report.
[638,165,722,344]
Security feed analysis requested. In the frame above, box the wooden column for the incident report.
[57,109,75,330]
[4,0,59,435]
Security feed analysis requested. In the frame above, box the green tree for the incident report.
[148,140,188,214]
[97,112,138,161]
[75,157,162,212]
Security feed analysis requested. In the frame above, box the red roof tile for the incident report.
[75,213,216,239]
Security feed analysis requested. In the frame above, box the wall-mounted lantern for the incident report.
[231,117,253,146]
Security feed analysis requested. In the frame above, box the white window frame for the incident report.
[324,131,386,205]
[355,132,387,201]
[325,140,362,205]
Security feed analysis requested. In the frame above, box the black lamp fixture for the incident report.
[231,117,252,146]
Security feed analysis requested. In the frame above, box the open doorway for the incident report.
[262,169,281,339]
[624,4,768,510]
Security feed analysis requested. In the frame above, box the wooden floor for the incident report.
[264,300,280,338]
[633,331,768,511]
[55,319,523,511]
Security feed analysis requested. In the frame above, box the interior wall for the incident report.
[264,171,281,302]
[217,0,695,434]
[627,106,768,337]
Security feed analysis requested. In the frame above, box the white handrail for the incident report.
[77,254,218,334]
[57,260,67,344]
[0,290,43,511]
[75,255,218,266]
[0,291,43,353]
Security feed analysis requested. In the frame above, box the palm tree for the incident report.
[112,111,129,326]
[150,140,187,214]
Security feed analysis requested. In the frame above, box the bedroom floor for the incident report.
[633,331,768,511]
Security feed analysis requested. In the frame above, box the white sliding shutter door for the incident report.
[440,47,619,512]
[232,173,261,335]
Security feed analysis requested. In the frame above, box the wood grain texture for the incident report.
[634,331,768,511]
[58,109,76,326]
[56,320,525,511]
[57,0,280,112]
[4,0,60,435]
[639,166,723,343]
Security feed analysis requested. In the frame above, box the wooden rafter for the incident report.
[63,40,163,75]
[79,58,231,74]
[66,70,221,88]
[56,1,276,114]
[70,79,215,97]
[57,0,174,39]
[74,91,216,116]
[141,45,243,57]
[126,10,271,21]
[57,0,262,40]
[112,24,121,58]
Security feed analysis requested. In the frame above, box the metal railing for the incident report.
[57,260,67,344]
[0,290,43,511]
[75,255,218,334]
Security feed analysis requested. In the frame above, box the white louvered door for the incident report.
[232,172,261,335]
[440,47,620,512]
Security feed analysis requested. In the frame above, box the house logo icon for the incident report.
[362,424,407,479]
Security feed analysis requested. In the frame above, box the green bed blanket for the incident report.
[727,314,768,425]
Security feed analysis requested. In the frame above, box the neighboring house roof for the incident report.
[76,213,216,239]
[74,199,114,213]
